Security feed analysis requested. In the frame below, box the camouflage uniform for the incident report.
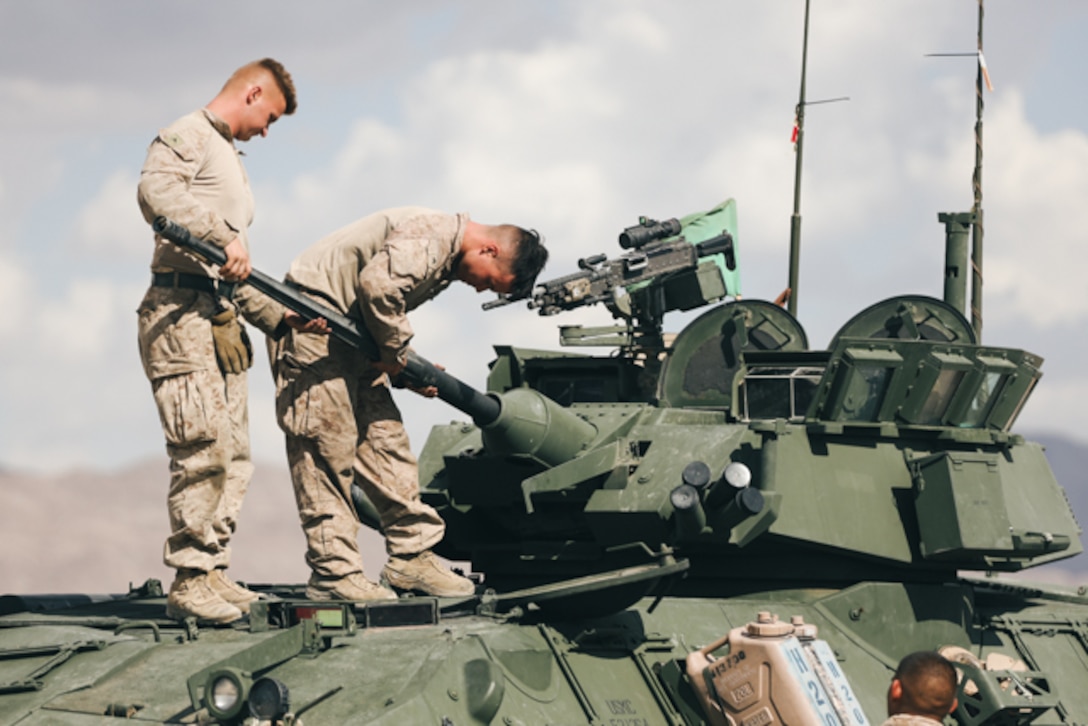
[136,109,283,575]
[269,208,463,579]
[881,715,946,725]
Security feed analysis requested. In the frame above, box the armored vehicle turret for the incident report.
[420,202,1079,620]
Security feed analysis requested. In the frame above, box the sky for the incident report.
[1,0,1087,475]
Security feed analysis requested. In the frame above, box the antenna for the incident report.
[971,0,985,340]
[928,0,987,340]
[786,0,811,318]
[786,0,847,318]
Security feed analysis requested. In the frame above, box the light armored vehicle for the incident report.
[3,14,1086,726]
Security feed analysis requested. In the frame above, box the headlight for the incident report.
[212,676,240,711]
[205,668,250,721]
[249,677,291,720]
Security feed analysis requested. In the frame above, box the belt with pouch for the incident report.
[151,271,217,295]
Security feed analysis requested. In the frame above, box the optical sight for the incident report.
[618,216,681,249]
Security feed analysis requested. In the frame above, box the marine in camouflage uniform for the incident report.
[136,60,299,623]
[880,651,958,726]
[880,715,945,726]
[269,207,547,600]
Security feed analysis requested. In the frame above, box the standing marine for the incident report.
[136,58,314,623]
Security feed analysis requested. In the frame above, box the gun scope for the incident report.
[619,217,681,249]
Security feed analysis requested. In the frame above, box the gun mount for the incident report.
[489,201,740,358]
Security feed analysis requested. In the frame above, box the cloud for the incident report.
[0,78,104,132]
[0,272,157,470]
[73,168,147,258]
[0,252,30,335]
[37,278,131,358]
[598,7,671,52]
[980,92,1088,328]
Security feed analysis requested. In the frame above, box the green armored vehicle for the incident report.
[3,195,1086,724]
[4,10,1087,721]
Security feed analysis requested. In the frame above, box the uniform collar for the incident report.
[201,108,235,145]
[884,715,944,725]
[452,212,469,254]
[443,212,470,281]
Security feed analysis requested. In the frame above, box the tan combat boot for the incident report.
[305,572,397,602]
[208,569,260,614]
[382,551,476,597]
[165,569,242,623]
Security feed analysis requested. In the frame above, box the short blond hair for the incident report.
[226,58,297,115]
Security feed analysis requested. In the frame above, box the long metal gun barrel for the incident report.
[151,216,501,425]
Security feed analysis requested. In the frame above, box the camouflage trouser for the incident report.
[137,286,252,573]
[269,327,444,579]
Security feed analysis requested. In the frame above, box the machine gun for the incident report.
[490,216,737,353]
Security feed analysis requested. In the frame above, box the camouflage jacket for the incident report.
[285,207,466,366]
[880,714,946,726]
[137,108,284,335]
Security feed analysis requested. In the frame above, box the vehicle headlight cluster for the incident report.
[204,669,290,722]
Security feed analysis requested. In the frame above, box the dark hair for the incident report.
[508,227,548,300]
[894,651,957,719]
[257,58,297,115]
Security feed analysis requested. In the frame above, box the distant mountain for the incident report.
[1033,432,1088,523]
[1015,431,1088,582]
[3,431,1086,594]
[0,458,386,594]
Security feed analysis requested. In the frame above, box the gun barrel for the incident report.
[408,361,501,426]
[151,216,501,426]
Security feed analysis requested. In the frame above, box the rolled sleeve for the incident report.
[358,240,430,366]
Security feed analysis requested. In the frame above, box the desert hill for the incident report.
[0,458,386,594]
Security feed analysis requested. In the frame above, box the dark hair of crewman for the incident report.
[894,651,958,720]
[505,227,548,300]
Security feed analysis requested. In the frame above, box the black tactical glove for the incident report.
[210,307,253,375]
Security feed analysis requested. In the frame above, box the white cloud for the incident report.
[38,279,132,359]
[980,92,1088,328]
[0,78,104,132]
[0,253,30,335]
[73,168,147,258]
[0,272,156,470]
[597,6,671,53]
